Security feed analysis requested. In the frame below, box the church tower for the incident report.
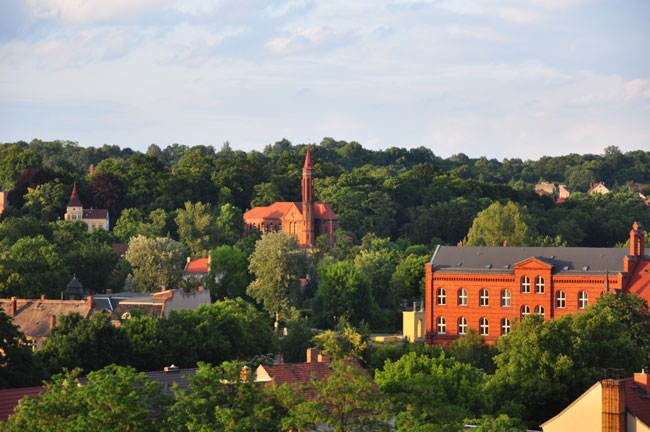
[301,147,314,247]
[64,184,83,221]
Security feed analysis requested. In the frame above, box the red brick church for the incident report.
[425,222,650,345]
[244,148,339,249]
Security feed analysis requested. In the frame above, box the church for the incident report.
[244,148,339,249]
[425,222,650,345]
[64,184,109,232]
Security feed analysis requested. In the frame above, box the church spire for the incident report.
[67,183,83,207]
[301,147,314,246]
[304,146,312,170]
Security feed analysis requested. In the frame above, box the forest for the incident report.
[1,138,650,430]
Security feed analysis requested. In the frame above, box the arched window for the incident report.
[521,305,530,319]
[458,317,467,335]
[458,289,468,306]
[535,276,545,294]
[479,289,489,307]
[501,289,511,307]
[521,276,531,293]
[578,291,588,309]
[479,318,489,335]
[437,317,446,334]
[535,305,545,317]
[417,319,423,338]
[556,291,566,308]
[437,288,446,306]
[501,318,511,335]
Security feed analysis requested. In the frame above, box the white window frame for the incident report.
[458,288,468,306]
[501,318,511,335]
[578,291,588,309]
[501,289,511,307]
[458,317,467,335]
[479,318,489,336]
[521,305,530,319]
[437,288,446,306]
[535,305,545,317]
[479,289,489,307]
[521,276,531,293]
[556,290,566,308]
[535,276,545,294]
[437,317,446,334]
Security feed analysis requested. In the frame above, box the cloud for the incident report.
[266,26,351,55]
[25,0,168,24]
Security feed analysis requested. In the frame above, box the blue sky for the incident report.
[0,0,648,159]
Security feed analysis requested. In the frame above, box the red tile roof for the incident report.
[67,184,82,207]
[244,202,297,221]
[624,378,650,427]
[258,359,362,386]
[111,243,129,256]
[83,208,108,219]
[184,258,210,274]
[0,299,92,338]
[0,386,46,421]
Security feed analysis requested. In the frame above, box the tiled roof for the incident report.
[67,184,82,207]
[244,202,297,221]
[111,243,129,256]
[430,245,628,275]
[258,359,362,386]
[83,208,108,219]
[77,367,198,396]
[0,299,92,338]
[313,202,337,220]
[624,378,650,427]
[184,258,209,274]
[0,386,46,421]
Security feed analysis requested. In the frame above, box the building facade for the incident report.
[425,222,649,345]
[64,184,109,232]
[244,148,339,248]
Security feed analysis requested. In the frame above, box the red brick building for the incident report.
[425,222,650,345]
[244,148,339,248]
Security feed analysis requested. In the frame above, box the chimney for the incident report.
[306,348,318,363]
[106,289,112,294]
[198,286,204,292]
[634,370,650,395]
[164,364,179,373]
[49,315,56,330]
[601,379,626,432]
[89,164,94,175]
[10,296,16,317]
[503,241,508,247]
[420,299,424,312]
[240,365,251,380]
[413,301,417,312]
[457,241,463,247]
[317,353,331,363]
[87,297,93,309]
[278,352,283,364]
[41,294,46,301]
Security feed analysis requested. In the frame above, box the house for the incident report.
[64,184,109,232]
[535,182,555,198]
[183,257,210,281]
[425,222,650,345]
[0,296,93,349]
[403,301,426,342]
[244,148,339,249]
[541,371,650,432]
[557,184,571,200]
[0,386,46,421]
[589,182,610,195]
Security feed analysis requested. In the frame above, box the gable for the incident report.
[514,257,554,271]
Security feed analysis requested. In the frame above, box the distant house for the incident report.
[557,184,571,200]
[64,184,109,232]
[589,182,610,195]
[0,386,47,421]
[183,257,210,281]
[541,371,650,432]
[0,191,8,216]
[535,182,555,198]
[535,182,571,202]
[0,296,93,350]
[111,243,129,258]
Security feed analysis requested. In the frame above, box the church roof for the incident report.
[67,184,83,207]
[244,202,338,221]
[304,147,312,169]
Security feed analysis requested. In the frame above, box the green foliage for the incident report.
[311,318,370,363]
[0,145,42,190]
[463,414,524,432]
[0,311,42,389]
[22,180,68,221]
[125,235,188,292]
[36,312,132,376]
[390,254,429,302]
[175,201,219,256]
[208,245,249,300]
[216,203,244,245]
[465,201,539,246]
[3,365,171,432]
[314,261,376,328]
[247,232,306,320]
[448,328,498,373]
[169,361,284,432]
[278,314,316,363]
[113,208,171,242]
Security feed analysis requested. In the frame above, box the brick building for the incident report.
[244,148,339,248]
[425,222,650,345]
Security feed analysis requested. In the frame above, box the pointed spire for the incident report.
[304,146,312,170]
[67,183,83,207]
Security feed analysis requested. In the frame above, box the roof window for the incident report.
[563,265,570,271]
[503,264,510,269]
[582,265,589,271]
[485,265,492,269]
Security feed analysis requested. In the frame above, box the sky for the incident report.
[0,0,648,160]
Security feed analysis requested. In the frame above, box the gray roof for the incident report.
[77,367,197,396]
[429,245,630,275]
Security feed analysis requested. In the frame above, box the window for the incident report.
[535,276,545,294]
[521,305,530,319]
[437,317,446,334]
[479,289,489,306]
[556,290,566,308]
[501,289,511,307]
[535,305,545,317]
[121,312,131,320]
[437,288,446,306]
[501,318,511,335]
[479,318,489,335]
[521,276,531,293]
[458,317,467,335]
[458,289,468,306]
[579,291,588,309]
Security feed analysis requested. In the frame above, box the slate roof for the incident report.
[0,299,92,338]
[623,378,650,427]
[429,245,630,275]
[83,208,108,219]
[110,302,164,321]
[77,367,198,396]
[0,386,46,421]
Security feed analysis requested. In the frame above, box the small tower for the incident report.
[64,274,85,300]
[301,147,314,247]
[64,184,83,222]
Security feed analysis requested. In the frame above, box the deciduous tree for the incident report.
[125,235,188,292]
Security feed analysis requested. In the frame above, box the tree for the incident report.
[278,313,316,363]
[208,245,249,300]
[448,328,497,373]
[175,201,219,256]
[311,318,370,362]
[0,145,43,191]
[390,254,429,302]
[247,232,306,323]
[125,235,188,292]
[216,203,244,245]
[90,171,125,222]
[464,201,539,246]
[3,365,171,432]
[114,208,170,242]
[250,182,283,207]
[314,261,376,328]
[35,312,131,376]
[22,180,68,221]
[0,311,42,389]
[169,361,284,432]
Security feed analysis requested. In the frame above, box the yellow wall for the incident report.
[542,382,602,432]
[403,309,426,342]
[628,412,650,432]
